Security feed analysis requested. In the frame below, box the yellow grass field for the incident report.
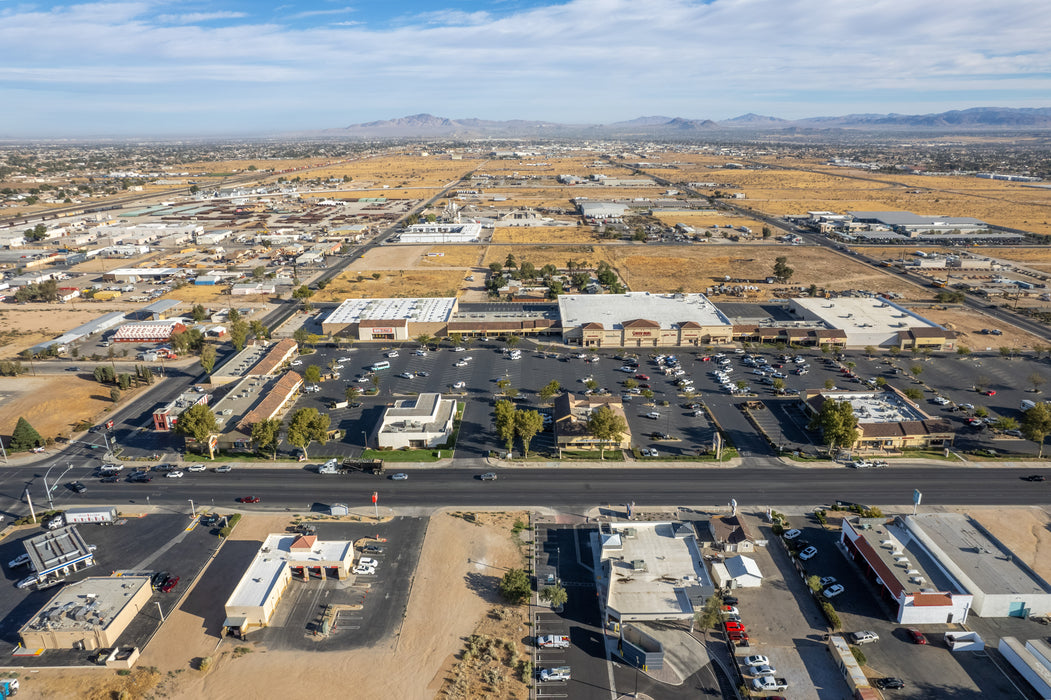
[171,158,329,173]
[307,154,473,188]
[491,226,594,244]
[0,375,126,441]
[419,246,487,267]
[482,245,611,270]
[313,269,465,301]
[602,246,929,299]
[161,285,230,304]
[918,307,1042,350]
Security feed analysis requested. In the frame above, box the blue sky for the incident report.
[1,0,1049,137]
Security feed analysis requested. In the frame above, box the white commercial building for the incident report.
[224,534,356,638]
[595,521,714,630]
[558,292,733,347]
[998,637,1051,699]
[322,297,458,340]
[578,201,628,220]
[787,296,955,350]
[902,513,1051,618]
[399,222,482,243]
[377,393,456,449]
[711,555,764,589]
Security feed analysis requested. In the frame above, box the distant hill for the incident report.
[306,107,1051,139]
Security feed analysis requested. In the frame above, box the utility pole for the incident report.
[25,488,36,524]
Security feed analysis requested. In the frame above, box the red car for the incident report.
[634,374,649,380]
[238,496,261,504]
[160,575,180,593]
[724,620,744,632]
[907,628,928,645]
[983,389,997,396]
[728,631,749,644]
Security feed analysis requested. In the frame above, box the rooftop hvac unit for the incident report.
[907,569,920,576]
[880,540,894,548]
[910,576,926,584]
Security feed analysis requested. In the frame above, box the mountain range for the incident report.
[312,107,1051,138]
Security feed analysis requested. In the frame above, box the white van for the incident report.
[1021,399,1037,411]
[371,361,391,371]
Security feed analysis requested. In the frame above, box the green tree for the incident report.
[994,417,1019,432]
[864,346,876,358]
[1022,403,1051,458]
[504,253,517,269]
[109,387,122,402]
[904,387,924,400]
[252,266,266,280]
[974,405,989,418]
[505,335,521,350]
[448,332,464,348]
[773,256,794,282]
[540,584,568,610]
[250,418,282,459]
[910,364,924,380]
[200,343,217,374]
[498,567,530,604]
[772,378,786,394]
[345,385,361,402]
[956,346,971,357]
[304,365,322,384]
[9,417,43,450]
[692,594,724,635]
[229,317,250,351]
[176,404,219,457]
[539,380,561,404]
[623,378,638,390]
[292,285,314,300]
[415,333,432,348]
[249,320,270,340]
[285,407,330,459]
[1028,373,1046,394]
[519,261,536,279]
[875,376,887,388]
[586,404,628,459]
[808,399,858,452]
[494,400,516,453]
[191,304,208,322]
[514,410,544,457]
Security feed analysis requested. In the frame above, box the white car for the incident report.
[16,575,39,589]
[453,381,466,389]
[165,470,184,478]
[452,347,466,352]
[387,350,399,358]
[744,654,769,667]
[819,576,837,587]
[358,557,378,567]
[187,463,206,472]
[783,529,802,540]
[8,553,31,569]
[398,372,414,379]
[353,566,376,576]
[799,546,818,560]
[749,664,776,677]
[290,360,303,366]
[337,356,353,363]
[823,584,845,598]
[454,360,469,367]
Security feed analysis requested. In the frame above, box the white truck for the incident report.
[752,676,788,692]
[63,507,118,525]
[317,459,339,475]
[539,666,571,682]
[536,634,570,649]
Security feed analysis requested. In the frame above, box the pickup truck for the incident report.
[752,676,788,691]
[539,666,571,682]
[536,634,570,649]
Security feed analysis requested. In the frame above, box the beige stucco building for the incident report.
[558,293,733,348]
[19,576,152,651]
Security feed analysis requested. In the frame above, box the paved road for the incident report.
[6,463,1048,516]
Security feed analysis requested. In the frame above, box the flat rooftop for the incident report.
[26,526,95,577]
[604,522,711,619]
[211,374,285,430]
[213,342,271,378]
[790,297,940,334]
[326,297,457,326]
[226,534,354,609]
[847,210,986,227]
[558,292,731,329]
[817,391,928,424]
[20,576,150,635]
[905,513,1051,597]
[852,518,962,596]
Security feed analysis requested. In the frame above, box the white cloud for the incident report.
[1,0,1050,134]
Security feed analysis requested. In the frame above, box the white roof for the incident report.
[558,292,731,329]
[790,296,941,334]
[819,390,927,424]
[724,554,763,580]
[226,534,353,609]
[326,297,457,325]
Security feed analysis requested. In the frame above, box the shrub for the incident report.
[820,601,841,629]
[198,656,212,672]
[851,645,867,666]
[498,568,531,604]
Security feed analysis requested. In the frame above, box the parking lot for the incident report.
[0,513,218,667]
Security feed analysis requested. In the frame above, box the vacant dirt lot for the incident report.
[20,511,528,700]
[491,225,593,245]
[353,245,431,270]
[420,246,487,268]
[651,211,771,232]
[482,244,611,270]
[0,374,124,441]
[314,269,465,301]
[920,306,1044,350]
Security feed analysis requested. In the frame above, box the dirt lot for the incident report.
[919,306,1044,350]
[0,374,129,442]
[651,211,771,232]
[314,268,466,301]
[491,225,593,245]
[16,510,528,700]
[482,244,612,270]
[601,245,929,299]
[307,155,474,189]
[420,246,487,268]
[956,507,1051,582]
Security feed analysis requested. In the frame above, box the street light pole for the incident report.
[188,499,196,518]
[362,430,367,451]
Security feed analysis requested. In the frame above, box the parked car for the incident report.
[215,465,233,473]
[799,546,818,560]
[819,576,837,587]
[783,529,801,540]
[743,654,769,667]
[160,575,180,593]
[875,678,905,689]
[151,571,170,588]
[850,631,880,645]
[8,553,31,569]
[907,628,928,645]
[823,584,845,598]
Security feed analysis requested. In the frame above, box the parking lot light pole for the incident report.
[188,499,196,518]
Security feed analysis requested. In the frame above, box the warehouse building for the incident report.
[113,320,188,343]
[901,513,1051,618]
[558,292,733,348]
[595,521,714,631]
[998,638,1051,699]
[847,211,988,235]
[377,393,456,449]
[787,297,955,350]
[19,576,152,651]
[29,311,127,355]
[212,371,303,451]
[398,222,483,243]
[224,534,356,638]
[322,297,458,340]
[800,387,954,452]
[577,201,628,220]
[841,516,973,624]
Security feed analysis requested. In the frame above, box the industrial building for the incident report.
[322,297,458,340]
[112,320,188,344]
[901,513,1051,618]
[210,338,298,386]
[552,393,632,454]
[801,388,955,452]
[841,516,973,624]
[847,210,988,235]
[212,371,303,451]
[377,393,456,449]
[710,555,764,589]
[595,521,714,631]
[558,292,733,348]
[787,297,955,350]
[224,534,356,638]
[19,576,152,652]
[398,222,483,243]
[29,310,128,355]
[998,637,1051,698]
[577,201,629,220]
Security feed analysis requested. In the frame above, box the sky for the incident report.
[1,0,1049,137]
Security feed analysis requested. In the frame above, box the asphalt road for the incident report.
[8,464,1048,516]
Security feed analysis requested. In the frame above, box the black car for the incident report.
[362,544,384,554]
[199,514,220,526]
[99,475,118,484]
[1022,474,1046,482]
[722,595,739,606]
[151,571,170,588]
[129,472,152,483]
[875,678,906,690]
[68,481,87,494]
